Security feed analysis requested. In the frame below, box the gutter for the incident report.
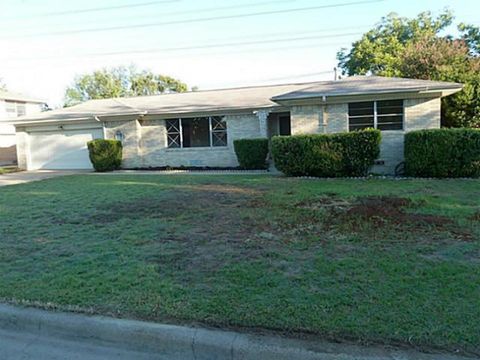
[11,117,95,127]
[0,303,472,360]
[271,85,464,102]
[12,111,148,127]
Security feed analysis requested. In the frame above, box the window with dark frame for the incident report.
[166,116,228,148]
[348,100,403,131]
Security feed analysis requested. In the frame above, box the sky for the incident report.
[0,0,478,107]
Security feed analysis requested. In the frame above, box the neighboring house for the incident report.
[0,90,45,165]
[11,76,462,174]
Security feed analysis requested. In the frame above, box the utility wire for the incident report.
[0,0,384,39]
[3,31,361,61]
[253,71,334,82]
[0,0,297,27]
[0,40,348,70]
[0,0,180,20]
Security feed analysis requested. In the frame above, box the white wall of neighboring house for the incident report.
[0,97,44,165]
[0,99,16,147]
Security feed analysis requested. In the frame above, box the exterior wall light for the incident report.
[115,131,124,142]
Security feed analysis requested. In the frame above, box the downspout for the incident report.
[321,96,328,134]
[94,116,106,139]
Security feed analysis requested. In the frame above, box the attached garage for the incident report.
[26,126,103,170]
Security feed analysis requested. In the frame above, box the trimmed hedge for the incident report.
[271,129,381,177]
[405,128,480,178]
[87,139,123,172]
[233,138,269,169]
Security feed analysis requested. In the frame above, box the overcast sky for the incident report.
[0,0,478,107]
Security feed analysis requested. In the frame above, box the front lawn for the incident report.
[0,175,479,354]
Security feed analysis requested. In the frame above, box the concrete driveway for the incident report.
[0,170,90,187]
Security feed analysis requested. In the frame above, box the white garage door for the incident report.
[28,128,104,170]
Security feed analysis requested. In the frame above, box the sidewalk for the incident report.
[0,170,90,187]
[0,304,474,360]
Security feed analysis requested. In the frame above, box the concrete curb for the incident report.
[0,304,473,360]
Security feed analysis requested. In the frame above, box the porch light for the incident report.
[115,131,124,142]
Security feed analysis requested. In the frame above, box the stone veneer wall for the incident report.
[105,114,261,168]
[404,98,441,131]
[371,98,441,174]
[287,97,441,175]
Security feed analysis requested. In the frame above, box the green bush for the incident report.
[233,138,269,169]
[87,139,123,172]
[405,128,480,178]
[271,129,381,177]
[305,142,344,177]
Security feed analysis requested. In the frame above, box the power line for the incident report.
[0,0,384,39]
[3,31,361,62]
[0,0,180,21]
[254,71,334,82]
[0,39,349,71]
[0,0,297,28]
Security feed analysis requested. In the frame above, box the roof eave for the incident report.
[271,86,464,103]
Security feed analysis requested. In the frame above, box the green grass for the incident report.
[0,167,20,175]
[0,175,479,354]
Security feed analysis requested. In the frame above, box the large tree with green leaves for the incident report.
[337,11,480,128]
[64,66,188,107]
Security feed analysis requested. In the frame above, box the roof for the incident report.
[0,90,45,104]
[13,76,463,124]
[272,76,462,101]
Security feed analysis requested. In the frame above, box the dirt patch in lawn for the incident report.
[87,184,262,224]
[469,210,480,222]
[83,184,282,278]
[298,195,471,240]
[343,196,450,227]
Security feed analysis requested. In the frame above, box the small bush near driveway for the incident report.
[233,138,269,169]
[271,129,381,177]
[87,139,123,172]
[405,128,480,178]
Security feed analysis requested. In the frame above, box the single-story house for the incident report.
[0,90,45,165]
[12,76,462,174]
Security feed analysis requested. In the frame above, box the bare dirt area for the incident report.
[297,195,473,241]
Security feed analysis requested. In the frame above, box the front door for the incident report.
[278,114,291,136]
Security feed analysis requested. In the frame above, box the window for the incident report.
[166,116,227,148]
[5,101,17,117]
[211,116,228,147]
[16,103,26,117]
[348,100,403,131]
[376,100,404,130]
[5,101,27,118]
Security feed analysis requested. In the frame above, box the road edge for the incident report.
[0,303,472,360]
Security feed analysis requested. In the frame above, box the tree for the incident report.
[64,66,188,107]
[459,23,480,56]
[400,36,480,127]
[337,11,454,77]
[0,78,6,91]
[337,11,480,128]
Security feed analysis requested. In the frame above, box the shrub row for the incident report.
[233,138,269,169]
[271,129,381,177]
[405,128,480,178]
[87,139,123,172]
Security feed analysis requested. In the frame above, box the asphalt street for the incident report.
[0,328,166,360]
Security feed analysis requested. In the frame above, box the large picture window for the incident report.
[166,116,228,148]
[348,100,403,131]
